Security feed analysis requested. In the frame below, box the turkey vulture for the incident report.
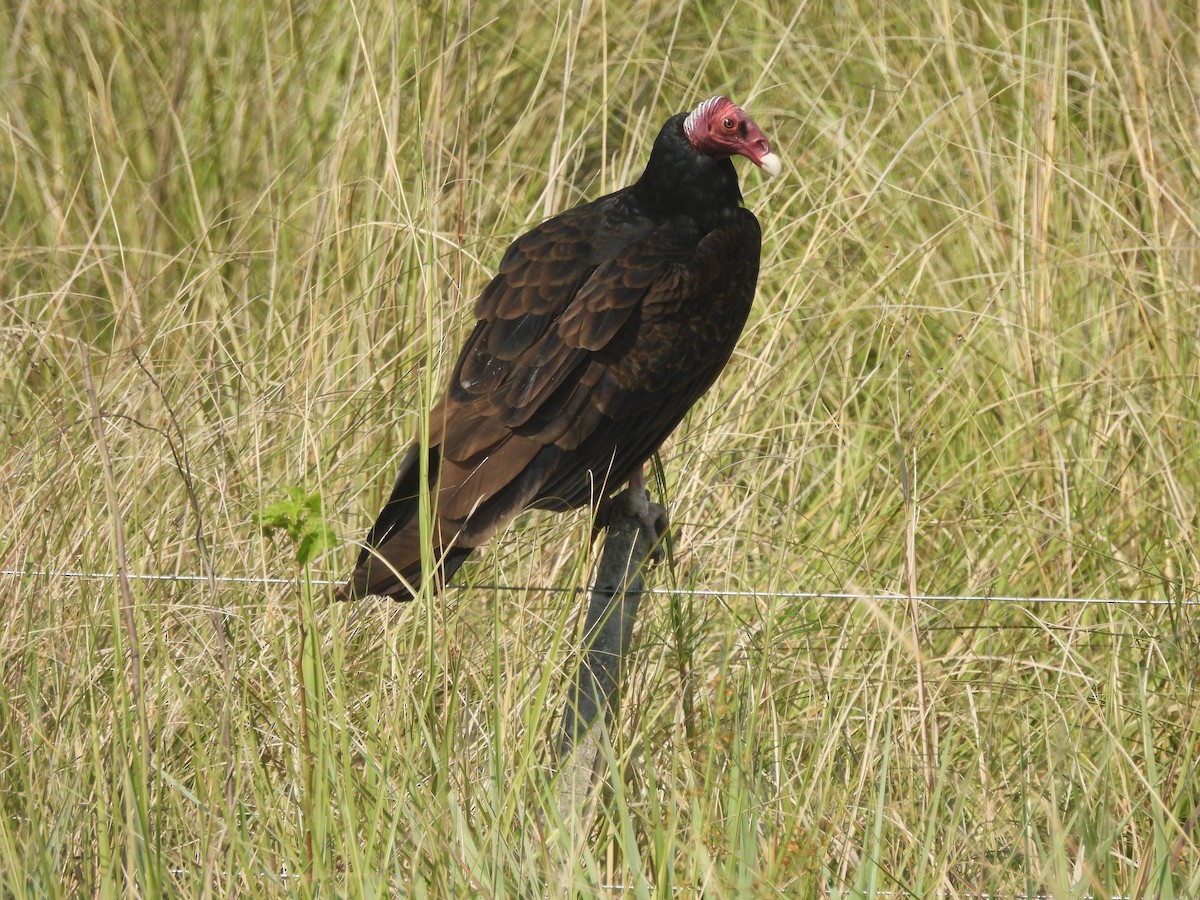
[341,96,779,600]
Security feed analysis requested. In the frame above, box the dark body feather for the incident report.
[344,110,764,599]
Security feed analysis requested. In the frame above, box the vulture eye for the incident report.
[722,117,736,129]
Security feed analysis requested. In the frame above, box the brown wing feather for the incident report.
[530,210,762,508]
[345,201,761,599]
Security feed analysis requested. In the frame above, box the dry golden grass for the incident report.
[1,0,1198,895]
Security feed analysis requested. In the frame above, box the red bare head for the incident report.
[683,97,782,178]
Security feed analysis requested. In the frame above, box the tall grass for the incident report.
[2,0,1198,895]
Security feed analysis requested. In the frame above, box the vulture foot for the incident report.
[592,487,670,564]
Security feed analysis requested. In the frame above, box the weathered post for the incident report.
[555,486,664,825]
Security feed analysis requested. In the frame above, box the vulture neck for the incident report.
[632,112,744,227]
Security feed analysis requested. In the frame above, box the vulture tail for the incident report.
[337,443,474,600]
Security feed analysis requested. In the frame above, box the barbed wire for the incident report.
[2,567,1196,607]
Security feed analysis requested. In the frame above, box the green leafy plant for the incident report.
[257,487,337,882]
[256,488,338,568]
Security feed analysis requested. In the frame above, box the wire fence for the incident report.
[3,567,1197,607]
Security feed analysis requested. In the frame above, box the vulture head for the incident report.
[683,96,782,178]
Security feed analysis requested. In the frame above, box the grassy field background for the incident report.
[2,0,1199,895]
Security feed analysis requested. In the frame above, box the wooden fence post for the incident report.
[555,486,663,826]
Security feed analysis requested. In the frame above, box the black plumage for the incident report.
[341,96,780,599]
